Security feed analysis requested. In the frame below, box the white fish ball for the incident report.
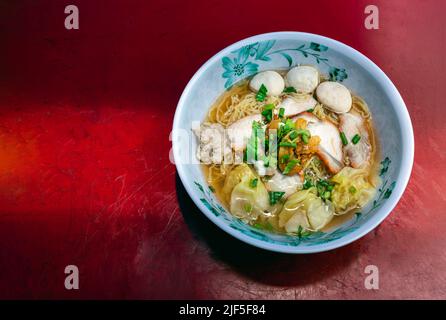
[286,66,319,93]
[316,81,352,113]
[249,71,285,96]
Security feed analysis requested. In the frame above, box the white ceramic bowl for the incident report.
[172,32,414,253]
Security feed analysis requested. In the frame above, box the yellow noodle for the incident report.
[207,81,280,126]
[351,95,371,119]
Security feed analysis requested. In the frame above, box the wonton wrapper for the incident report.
[230,177,270,222]
[330,167,376,214]
[278,188,334,232]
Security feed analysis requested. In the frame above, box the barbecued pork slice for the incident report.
[279,96,317,117]
[293,112,344,174]
[227,114,263,151]
[339,112,371,168]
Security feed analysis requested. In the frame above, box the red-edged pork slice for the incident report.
[227,114,262,151]
[293,112,344,174]
[339,112,371,168]
[279,96,317,117]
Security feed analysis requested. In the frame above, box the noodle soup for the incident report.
[194,66,379,236]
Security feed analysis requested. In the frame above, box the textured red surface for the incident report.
[0,0,444,299]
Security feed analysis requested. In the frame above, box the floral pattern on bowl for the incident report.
[222,40,348,89]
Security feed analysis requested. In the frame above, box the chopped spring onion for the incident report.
[246,121,264,161]
[278,107,285,119]
[295,129,310,136]
[303,179,313,190]
[349,186,357,194]
[280,154,290,164]
[297,225,312,238]
[301,134,309,144]
[283,86,297,93]
[249,178,258,188]
[289,130,298,140]
[322,191,331,200]
[316,179,335,201]
[261,109,273,122]
[256,84,268,102]
[278,118,295,139]
[352,134,361,144]
[340,132,348,146]
[268,191,286,205]
[283,159,299,174]
[244,203,253,213]
[279,141,297,148]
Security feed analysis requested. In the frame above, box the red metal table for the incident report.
[0,0,444,299]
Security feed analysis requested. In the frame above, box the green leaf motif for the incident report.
[255,40,275,61]
[200,198,220,216]
[380,157,391,176]
[280,52,293,66]
[221,40,348,87]
[194,181,204,193]
[383,181,396,199]
[329,67,348,82]
[310,42,328,52]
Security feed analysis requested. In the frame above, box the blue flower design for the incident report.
[222,47,258,89]
[329,67,348,82]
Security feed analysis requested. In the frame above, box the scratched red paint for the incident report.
[0,0,445,299]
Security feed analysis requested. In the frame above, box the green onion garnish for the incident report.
[246,121,264,161]
[249,178,258,188]
[261,109,273,122]
[349,186,357,194]
[256,84,268,102]
[279,141,297,148]
[301,134,309,144]
[307,108,314,113]
[340,132,348,146]
[303,179,313,189]
[283,159,299,174]
[244,203,253,213]
[283,86,297,93]
[268,191,286,205]
[352,134,361,144]
[265,222,274,231]
[278,107,285,119]
[295,128,310,135]
[280,154,290,164]
[289,130,298,140]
